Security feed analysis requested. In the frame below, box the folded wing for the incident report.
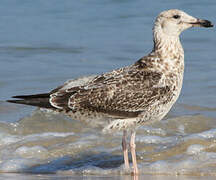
[50,64,171,117]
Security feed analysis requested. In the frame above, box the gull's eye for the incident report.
[173,15,180,19]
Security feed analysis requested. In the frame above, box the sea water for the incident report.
[0,0,216,179]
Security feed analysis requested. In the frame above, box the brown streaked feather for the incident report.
[50,59,173,117]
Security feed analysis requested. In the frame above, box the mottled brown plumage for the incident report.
[51,64,164,113]
[7,9,213,175]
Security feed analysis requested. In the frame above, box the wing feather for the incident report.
[50,63,172,116]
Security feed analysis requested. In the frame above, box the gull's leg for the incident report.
[130,130,138,175]
[122,130,129,169]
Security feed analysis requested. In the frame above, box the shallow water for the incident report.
[0,0,216,179]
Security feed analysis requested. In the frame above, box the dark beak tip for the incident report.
[190,19,213,28]
[202,20,214,28]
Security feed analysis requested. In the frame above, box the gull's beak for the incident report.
[190,19,214,28]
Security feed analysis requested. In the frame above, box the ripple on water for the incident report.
[0,45,86,55]
[0,110,216,175]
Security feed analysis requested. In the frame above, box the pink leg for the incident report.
[130,131,139,175]
[122,130,130,169]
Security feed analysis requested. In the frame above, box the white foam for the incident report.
[0,133,21,146]
[0,132,74,146]
[57,165,125,176]
[149,160,169,171]
[136,135,176,144]
[186,128,216,140]
[23,132,75,142]
[15,146,48,159]
[186,144,205,155]
[26,132,75,138]
[197,129,216,139]
[178,124,185,134]
[141,126,167,136]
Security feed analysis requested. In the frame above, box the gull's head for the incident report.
[154,9,213,37]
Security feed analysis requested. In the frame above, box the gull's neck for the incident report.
[152,26,184,60]
[144,24,185,76]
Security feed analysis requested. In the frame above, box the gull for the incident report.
[7,9,213,175]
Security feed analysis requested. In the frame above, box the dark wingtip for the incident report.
[11,93,50,99]
[7,99,23,104]
[6,96,26,104]
[7,93,53,108]
[11,95,23,99]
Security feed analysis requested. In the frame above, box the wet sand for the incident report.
[0,174,216,180]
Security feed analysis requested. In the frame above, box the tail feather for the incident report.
[7,93,54,109]
[12,93,50,99]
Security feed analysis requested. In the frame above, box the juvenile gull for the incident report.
[7,9,213,175]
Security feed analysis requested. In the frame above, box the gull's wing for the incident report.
[50,62,172,117]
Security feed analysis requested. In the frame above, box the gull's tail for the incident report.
[7,93,53,109]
